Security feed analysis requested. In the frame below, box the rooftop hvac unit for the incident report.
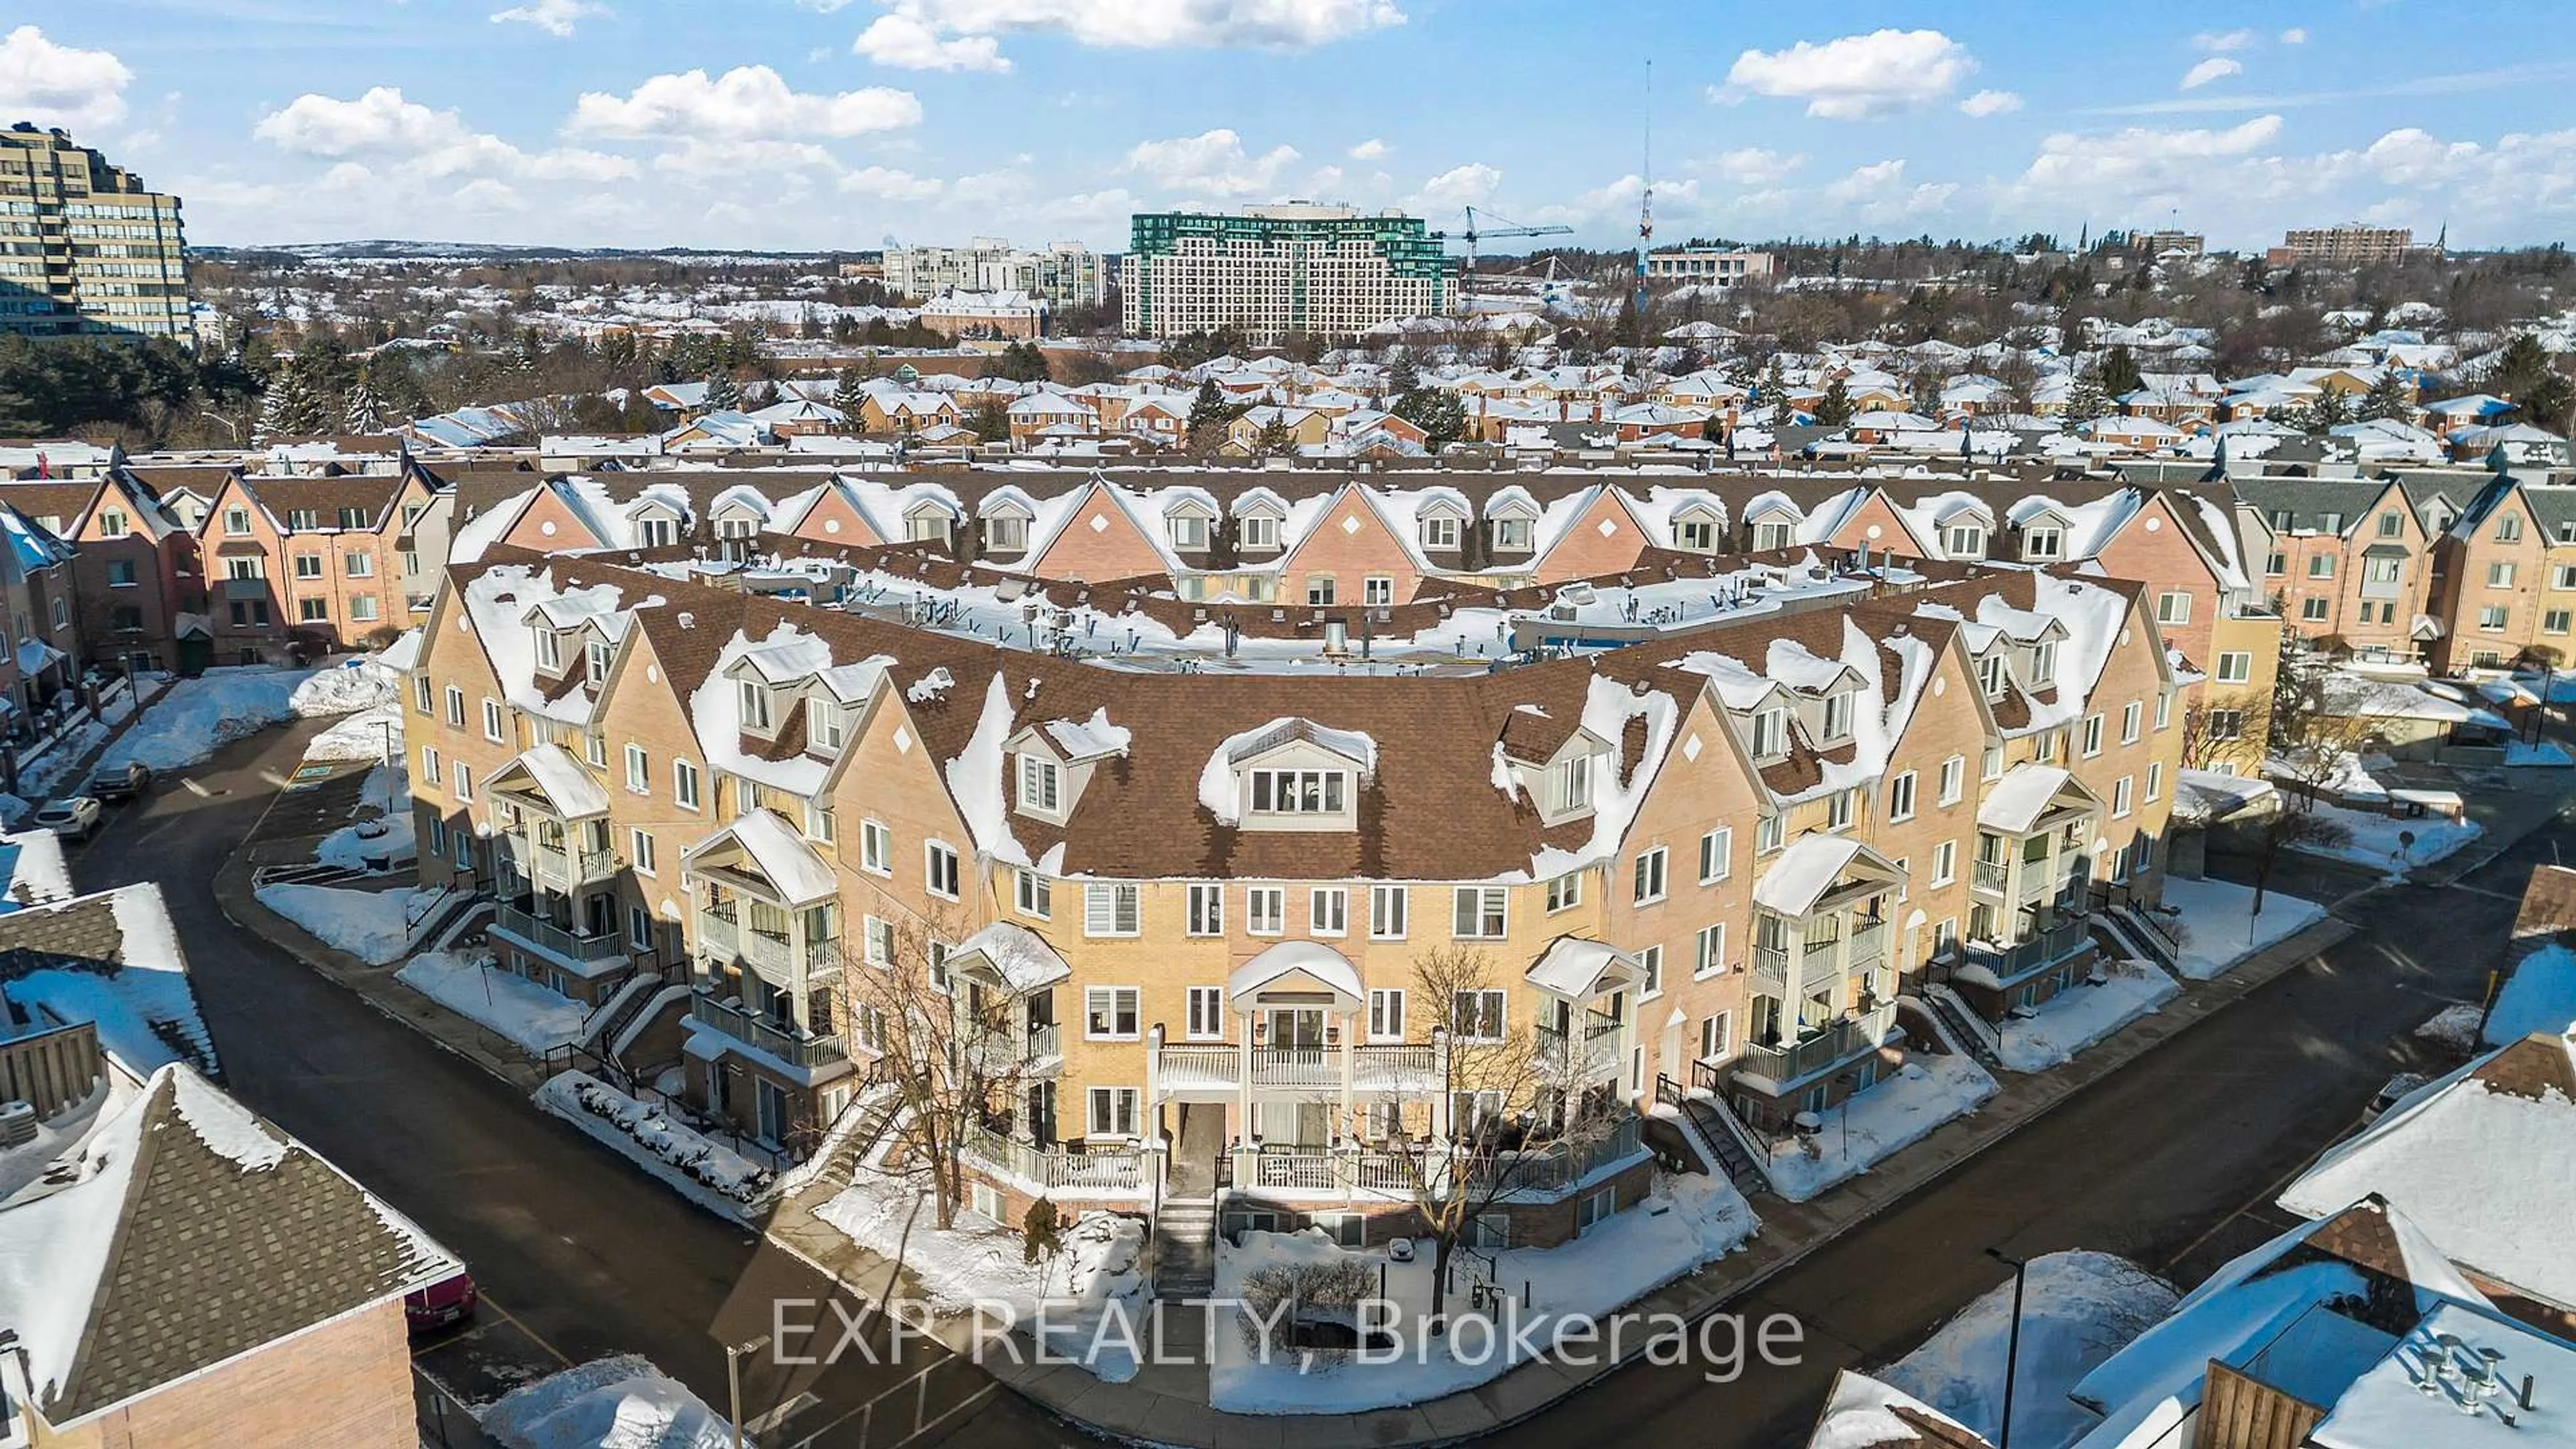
[0,1100,36,1148]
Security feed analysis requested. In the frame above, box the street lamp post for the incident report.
[1985,1248,2028,1449]
[725,1333,771,1449]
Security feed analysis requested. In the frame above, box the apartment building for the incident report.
[881,238,1108,309]
[1121,205,1452,343]
[198,468,446,663]
[1643,246,1776,289]
[2271,225,2414,268]
[0,125,191,341]
[2423,474,2576,672]
[917,288,1045,341]
[0,472,200,674]
[406,531,2180,1242]
[2237,478,2447,664]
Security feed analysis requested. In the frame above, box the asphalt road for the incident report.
[71,719,1069,1449]
[1481,826,2555,1449]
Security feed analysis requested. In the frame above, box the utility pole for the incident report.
[726,1333,771,1449]
[1634,60,1654,325]
[1984,1248,2028,1449]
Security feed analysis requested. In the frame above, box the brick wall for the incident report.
[47,1299,415,1449]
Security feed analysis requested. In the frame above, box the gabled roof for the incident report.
[0,1065,458,1424]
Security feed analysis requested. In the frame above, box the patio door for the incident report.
[755,1081,788,1146]
[1266,1008,1326,1051]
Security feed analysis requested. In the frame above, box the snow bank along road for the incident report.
[1485,840,2557,1448]
[78,720,1070,1449]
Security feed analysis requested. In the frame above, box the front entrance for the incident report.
[1173,1101,1226,1197]
[1265,1007,1326,1050]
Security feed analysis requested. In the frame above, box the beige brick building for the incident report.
[407,521,2181,1238]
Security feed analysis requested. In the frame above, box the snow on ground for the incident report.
[2485,943,2576,1044]
[2157,875,2327,981]
[316,810,415,871]
[2287,800,2483,879]
[1992,961,2180,1073]
[2506,739,2573,766]
[533,1071,772,1220]
[107,659,392,773]
[2416,1002,2485,1053]
[303,702,402,763]
[816,1177,1150,1380]
[1880,1250,2178,1449]
[287,656,398,716]
[253,881,430,964]
[17,683,147,798]
[479,1354,732,1449]
[1762,1053,1998,1202]
[1209,1172,1756,1414]
[396,950,586,1057]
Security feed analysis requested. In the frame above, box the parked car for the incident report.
[2363,1071,2430,1124]
[405,1271,479,1335]
[85,761,151,800]
[31,797,101,841]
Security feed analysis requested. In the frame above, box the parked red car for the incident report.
[405,1272,479,1334]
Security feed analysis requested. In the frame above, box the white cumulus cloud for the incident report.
[1348,137,1389,161]
[2180,57,2243,90]
[0,26,134,130]
[1721,29,1975,119]
[852,0,1403,68]
[1959,89,2023,117]
[1122,127,1299,195]
[568,66,922,140]
[1705,147,1804,184]
[2279,27,2308,44]
[853,14,1010,70]
[2192,28,2257,52]
[490,0,606,36]
[254,87,638,182]
[1417,161,1500,207]
[839,164,946,199]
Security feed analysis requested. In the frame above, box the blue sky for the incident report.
[7,1,2573,252]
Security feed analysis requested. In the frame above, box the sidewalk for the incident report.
[213,751,550,1096]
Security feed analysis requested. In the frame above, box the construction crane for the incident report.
[1432,205,1573,304]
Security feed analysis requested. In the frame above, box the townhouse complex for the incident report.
[881,238,1109,310]
[1121,206,1453,343]
[0,127,190,342]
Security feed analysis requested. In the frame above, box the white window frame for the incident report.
[1633,847,1668,905]
[1932,840,1957,888]
[1085,1085,1140,1138]
[1084,882,1138,936]
[924,841,960,900]
[1246,885,1286,936]
[1452,885,1508,940]
[1369,885,1408,940]
[1887,770,1917,823]
[1186,883,1224,936]
[1368,988,1407,1042]
[1694,923,1727,979]
[630,828,656,877]
[1083,987,1140,1042]
[1939,754,1965,806]
[1017,755,1060,813]
[1699,827,1731,884]
[1310,887,1348,937]
[625,744,649,794]
[673,759,701,811]
[1014,869,1051,919]
[859,819,892,876]
[1185,986,1226,1042]
[2122,700,2143,744]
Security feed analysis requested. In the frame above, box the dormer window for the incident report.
[1753,521,1793,551]
[2023,527,2062,560]
[1019,755,1060,812]
[638,515,678,547]
[1944,524,1986,558]
[1751,707,1787,759]
[1419,516,1461,549]
[1978,655,2007,698]
[716,515,757,542]
[1240,515,1281,550]
[739,679,773,732]
[1493,517,1534,551]
[809,706,846,755]
[1251,768,1345,815]
[534,631,562,672]
[1554,753,1594,814]
[2029,641,2057,688]
[286,508,321,531]
[1676,519,1716,552]
[1169,515,1209,550]
[1821,691,1854,743]
[98,509,127,537]
[338,506,369,530]
[584,639,610,687]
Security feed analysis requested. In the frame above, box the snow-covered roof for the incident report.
[947,921,1071,993]
[1228,941,1362,1005]
[2308,1303,2576,1448]
[1977,764,2090,833]
[494,743,610,820]
[1752,835,1875,916]
[2278,1033,2576,1313]
[1524,936,1640,1000]
[680,809,837,906]
[1040,709,1132,763]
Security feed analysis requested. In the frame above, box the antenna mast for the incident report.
[1635,59,1654,322]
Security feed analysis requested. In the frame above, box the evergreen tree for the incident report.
[1760,355,1788,406]
[1812,376,1855,427]
[342,378,387,435]
[2357,371,2411,422]
[1393,386,1468,451]
[1385,352,1421,398]
[969,397,1010,443]
[1252,413,1295,459]
[2064,377,2109,425]
[991,341,1051,384]
[703,370,743,413]
[2096,343,2145,398]
[2490,332,2575,430]
[254,362,328,443]
[832,364,870,415]
[1184,378,1237,453]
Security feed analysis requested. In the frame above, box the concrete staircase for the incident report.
[1154,1197,1217,1299]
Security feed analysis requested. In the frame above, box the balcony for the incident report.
[1750,945,1790,991]
[961,1126,1142,1193]
[1964,916,2095,985]
[689,991,849,1070]
[1154,1042,1442,1097]
[490,903,628,965]
[1733,1002,1899,1087]
[1847,917,1889,967]
[523,839,621,889]
[1534,1010,1623,1080]
[1973,859,2009,895]
[964,1020,1063,1074]
[696,908,822,980]
[1234,1112,1646,1199]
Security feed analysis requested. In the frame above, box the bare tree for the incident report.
[2178,689,2274,772]
[2245,807,2354,914]
[1379,947,1625,1326]
[834,909,1030,1230]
